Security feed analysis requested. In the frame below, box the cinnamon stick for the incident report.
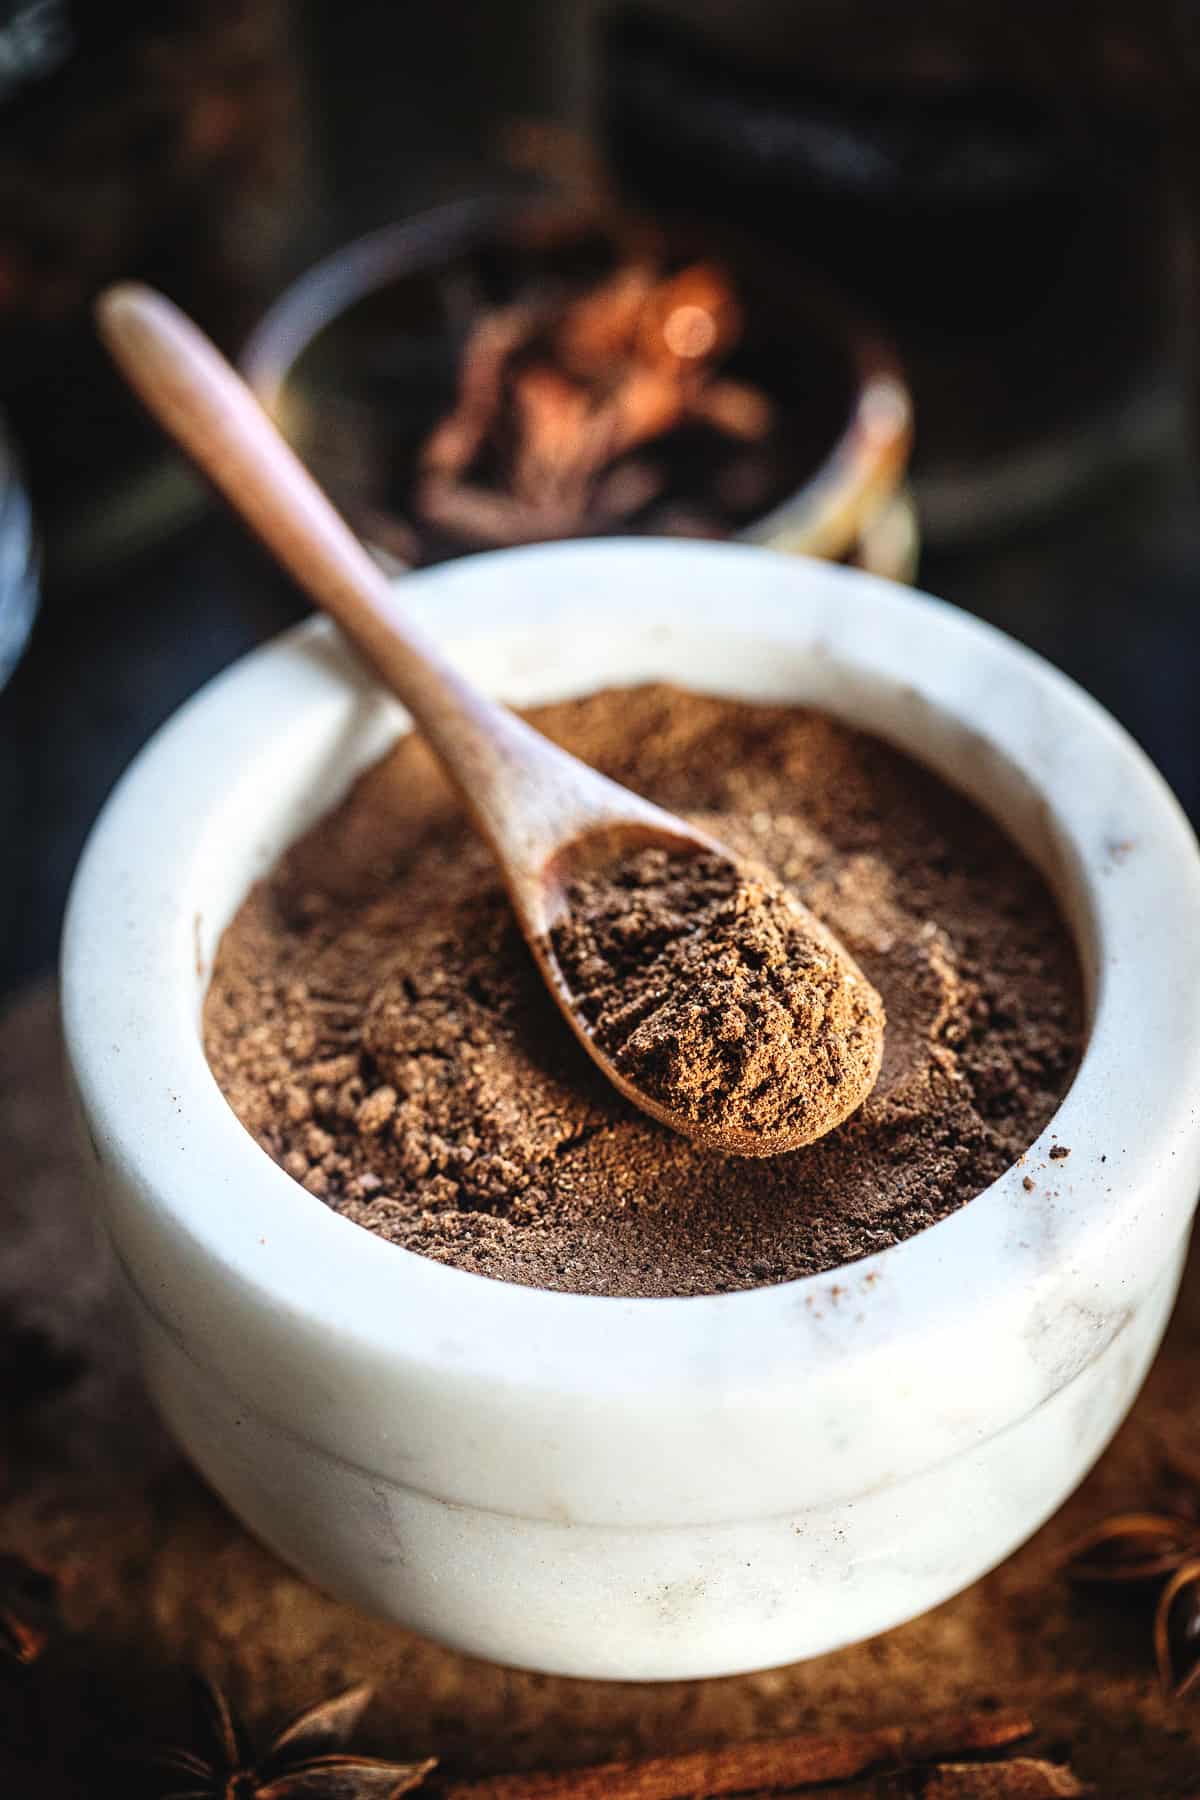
[413,244,776,553]
[438,1711,1034,1800]
[421,301,542,479]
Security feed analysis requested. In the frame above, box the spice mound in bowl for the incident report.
[203,683,1082,1297]
[551,846,885,1150]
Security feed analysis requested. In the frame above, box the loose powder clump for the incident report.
[203,684,1083,1297]
[549,847,884,1148]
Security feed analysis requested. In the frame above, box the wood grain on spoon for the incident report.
[95,283,884,1154]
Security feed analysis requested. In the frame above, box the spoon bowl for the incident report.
[533,821,752,1151]
[533,820,885,1157]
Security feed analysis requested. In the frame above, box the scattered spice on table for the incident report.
[0,1555,1095,1798]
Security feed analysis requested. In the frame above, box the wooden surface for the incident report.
[3,981,1200,1796]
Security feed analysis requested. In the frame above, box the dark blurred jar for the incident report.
[0,0,304,570]
[599,4,1186,546]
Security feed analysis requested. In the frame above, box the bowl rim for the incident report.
[61,540,1200,1414]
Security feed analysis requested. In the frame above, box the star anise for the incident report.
[0,1554,60,1669]
[1155,1558,1200,1701]
[148,1678,435,1799]
[1061,1508,1200,1697]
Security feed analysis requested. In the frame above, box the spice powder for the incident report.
[550,846,884,1149]
[203,685,1082,1298]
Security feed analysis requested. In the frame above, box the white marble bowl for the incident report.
[62,541,1200,1680]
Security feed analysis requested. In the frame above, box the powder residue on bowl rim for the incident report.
[549,845,884,1151]
[202,683,1083,1298]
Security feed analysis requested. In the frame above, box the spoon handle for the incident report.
[95,283,634,886]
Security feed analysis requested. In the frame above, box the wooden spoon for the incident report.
[96,283,883,1155]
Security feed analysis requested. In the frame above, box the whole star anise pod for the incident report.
[149,1678,435,1799]
[1062,1510,1200,1697]
[1156,1558,1200,1702]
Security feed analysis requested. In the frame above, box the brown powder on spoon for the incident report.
[203,683,1083,1298]
[549,846,884,1150]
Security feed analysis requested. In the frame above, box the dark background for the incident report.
[2,0,1198,1001]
